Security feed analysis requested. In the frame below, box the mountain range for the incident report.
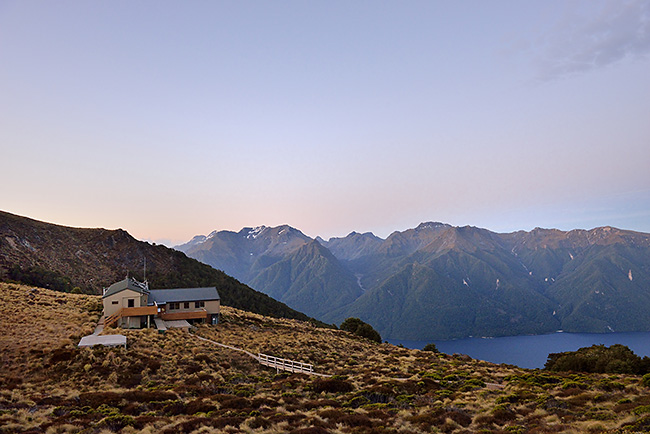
[177,222,650,340]
[0,210,316,323]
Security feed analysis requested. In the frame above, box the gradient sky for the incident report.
[1,1,649,245]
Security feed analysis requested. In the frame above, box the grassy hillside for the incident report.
[3,282,650,433]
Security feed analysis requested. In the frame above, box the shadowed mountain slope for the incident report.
[180,221,650,340]
[177,225,361,320]
[0,210,317,322]
[317,231,384,261]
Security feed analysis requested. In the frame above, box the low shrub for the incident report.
[97,414,135,431]
[185,399,216,414]
[422,343,439,353]
[194,354,213,363]
[642,373,650,387]
[340,413,373,427]
[163,400,187,416]
[78,392,121,407]
[634,405,650,415]
[445,408,472,427]
[122,390,177,402]
[545,344,650,374]
[50,348,74,363]
[345,395,370,408]
[492,404,517,423]
[312,378,354,394]
[290,427,330,434]
[339,318,382,343]
[219,396,252,410]
[318,409,346,422]
[247,416,272,429]
[562,380,588,390]
[133,415,171,430]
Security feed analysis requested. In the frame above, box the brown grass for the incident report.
[2,283,650,433]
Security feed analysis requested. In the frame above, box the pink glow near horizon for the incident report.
[1,1,649,245]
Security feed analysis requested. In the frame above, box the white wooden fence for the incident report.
[195,335,328,376]
[258,353,314,374]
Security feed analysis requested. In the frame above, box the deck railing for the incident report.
[122,306,158,316]
[160,309,208,321]
[105,306,210,328]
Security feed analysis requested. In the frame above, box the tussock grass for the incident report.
[2,283,650,433]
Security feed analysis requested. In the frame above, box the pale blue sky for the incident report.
[1,1,649,244]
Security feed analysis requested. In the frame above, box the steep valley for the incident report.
[178,223,650,340]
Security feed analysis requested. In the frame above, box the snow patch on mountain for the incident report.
[247,226,266,239]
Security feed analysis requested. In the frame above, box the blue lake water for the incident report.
[389,331,650,369]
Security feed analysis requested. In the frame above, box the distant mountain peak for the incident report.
[345,230,381,239]
[416,222,450,231]
[245,226,267,239]
[171,218,650,340]
[235,224,307,241]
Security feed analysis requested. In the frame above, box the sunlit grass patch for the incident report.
[3,285,650,433]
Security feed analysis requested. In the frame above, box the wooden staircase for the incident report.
[104,309,123,328]
[104,305,160,328]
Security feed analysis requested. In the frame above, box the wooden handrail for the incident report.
[104,308,123,328]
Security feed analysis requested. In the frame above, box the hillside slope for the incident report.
[3,281,650,434]
[0,210,315,322]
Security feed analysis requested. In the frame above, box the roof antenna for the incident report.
[143,257,147,282]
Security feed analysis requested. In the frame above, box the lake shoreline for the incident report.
[388,331,650,369]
